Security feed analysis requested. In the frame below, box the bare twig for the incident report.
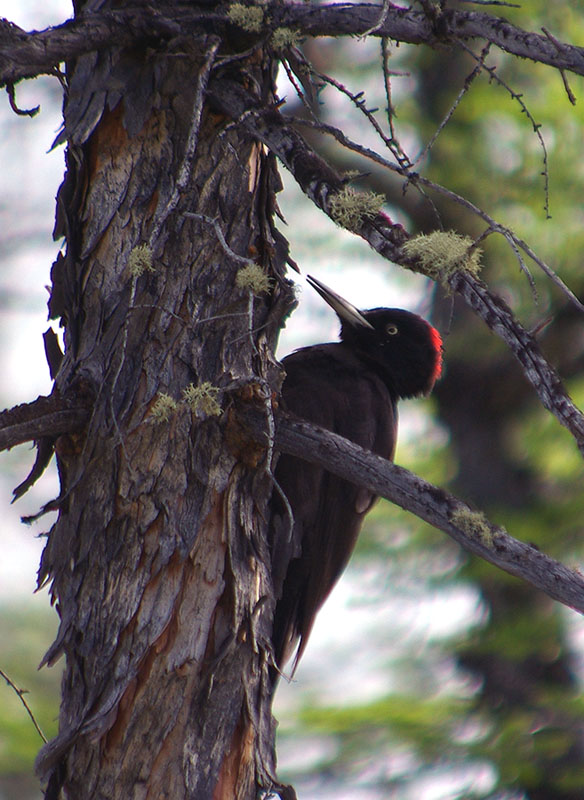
[559,68,577,105]
[316,68,410,168]
[245,290,258,356]
[541,27,577,105]
[460,1,520,6]
[498,228,538,302]
[358,0,393,39]
[184,213,254,266]
[5,81,39,116]
[0,667,48,743]
[380,38,412,169]
[415,42,491,166]
[149,37,220,247]
[132,304,250,327]
[280,57,317,116]
[457,38,551,218]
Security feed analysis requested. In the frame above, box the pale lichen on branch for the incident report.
[227,3,264,33]
[402,231,482,284]
[236,264,273,295]
[450,507,495,549]
[328,186,385,231]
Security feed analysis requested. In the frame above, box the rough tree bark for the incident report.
[3,3,584,799]
[31,5,294,799]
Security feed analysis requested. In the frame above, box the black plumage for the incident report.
[270,275,443,671]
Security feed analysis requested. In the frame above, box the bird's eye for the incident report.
[386,324,398,335]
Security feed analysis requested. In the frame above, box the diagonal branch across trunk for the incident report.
[6,392,582,616]
[208,79,584,455]
[271,413,584,616]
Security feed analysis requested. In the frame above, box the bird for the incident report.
[270,274,443,673]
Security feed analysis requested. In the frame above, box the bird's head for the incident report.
[307,275,443,399]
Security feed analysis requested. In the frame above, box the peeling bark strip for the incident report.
[2,2,584,88]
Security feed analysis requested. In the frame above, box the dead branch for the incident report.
[208,79,584,455]
[269,413,584,616]
[0,666,47,744]
[2,3,584,90]
[275,4,584,77]
[287,111,584,313]
[4,385,584,614]
[0,393,90,452]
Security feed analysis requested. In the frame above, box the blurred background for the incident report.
[1,2,584,799]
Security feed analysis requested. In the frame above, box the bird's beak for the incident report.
[307,275,374,330]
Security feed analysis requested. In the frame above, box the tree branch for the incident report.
[275,4,584,77]
[2,3,584,89]
[0,9,184,86]
[0,393,90,452]
[270,413,584,616]
[209,79,584,455]
[4,388,584,615]
[0,666,47,744]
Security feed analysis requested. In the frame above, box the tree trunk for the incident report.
[35,9,293,799]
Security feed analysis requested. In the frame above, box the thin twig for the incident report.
[559,68,577,105]
[316,68,410,168]
[458,38,551,219]
[499,229,537,301]
[246,290,258,355]
[5,82,39,116]
[288,113,584,313]
[183,212,262,354]
[358,0,393,39]
[415,42,491,166]
[106,277,135,460]
[148,37,220,247]
[381,37,412,168]
[281,58,318,117]
[0,667,47,743]
[460,0,520,6]
[213,42,263,70]
[184,213,255,266]
[251,378,295,543]
[541,27,577,105]
[132,304,249,327]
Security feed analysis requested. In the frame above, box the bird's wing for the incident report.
[270,344,397,670]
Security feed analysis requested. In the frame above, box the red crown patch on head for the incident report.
[428,324,443,384]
